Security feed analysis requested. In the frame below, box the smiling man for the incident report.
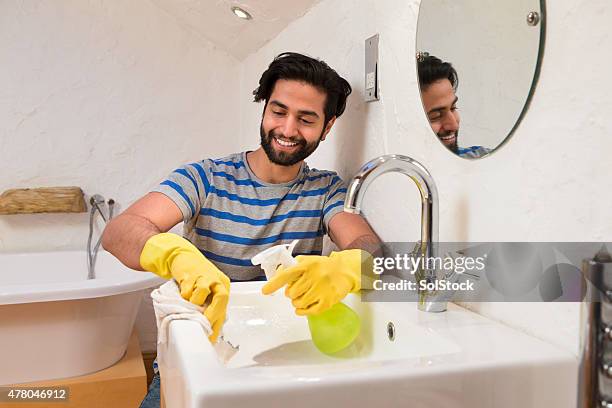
[418,55,490,158]
[102,52,380,406]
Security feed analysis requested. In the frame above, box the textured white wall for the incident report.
[0,0,242,351]
[0,0,241,253]
[239,0,612,355]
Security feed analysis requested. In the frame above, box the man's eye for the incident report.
[428,114,441,122]
[300,118,314,124]
[272,111,285,116]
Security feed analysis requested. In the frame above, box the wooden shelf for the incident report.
[0,187,86,215]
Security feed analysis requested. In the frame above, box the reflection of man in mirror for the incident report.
[418,55,490,158]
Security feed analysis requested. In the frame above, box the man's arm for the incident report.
[328,212,382,257]
[101,192,184,270]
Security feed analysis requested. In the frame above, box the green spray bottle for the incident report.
[252,240,361,354]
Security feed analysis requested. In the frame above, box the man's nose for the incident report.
[281,115,299,138]
[442,112,459,132]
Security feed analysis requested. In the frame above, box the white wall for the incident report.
[239,0,612,355]
[0,0,242,252]
[0,0,242,351]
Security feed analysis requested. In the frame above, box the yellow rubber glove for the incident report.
[261,249,371,316]
[140,233,230,343]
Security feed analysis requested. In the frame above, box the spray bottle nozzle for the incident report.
[251,240,300,281]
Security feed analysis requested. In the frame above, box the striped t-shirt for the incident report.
[152,151,347,281]
[457,145,491,159]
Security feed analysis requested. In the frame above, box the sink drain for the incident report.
[387,322,395,341]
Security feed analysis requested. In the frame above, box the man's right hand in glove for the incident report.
[139,233,230,343]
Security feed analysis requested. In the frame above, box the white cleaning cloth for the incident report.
[151,280,239,363]
[151,280,211,344]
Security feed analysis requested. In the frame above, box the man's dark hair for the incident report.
[253,52,352,125]
[418,55,458,91]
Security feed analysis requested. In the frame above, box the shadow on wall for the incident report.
[330,87,372,178]
[0,213,90,253]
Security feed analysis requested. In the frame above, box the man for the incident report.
[102,52,379,406]
[417,55,490,159]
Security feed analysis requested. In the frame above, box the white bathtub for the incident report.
[0,250,165,385]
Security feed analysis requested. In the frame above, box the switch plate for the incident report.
[365,34,379,102]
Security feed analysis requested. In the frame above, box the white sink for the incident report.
[159,282,577,408]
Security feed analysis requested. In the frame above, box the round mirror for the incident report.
[416,0,546,159]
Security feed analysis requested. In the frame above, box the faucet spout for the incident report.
[344,154,445,312]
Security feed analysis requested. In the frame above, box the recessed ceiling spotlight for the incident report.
[231,6,252,20]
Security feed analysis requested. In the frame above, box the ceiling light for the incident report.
[231,6,252,20]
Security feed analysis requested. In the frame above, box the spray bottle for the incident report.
[252,240,361,354]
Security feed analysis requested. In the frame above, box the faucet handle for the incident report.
[90,194,105,206]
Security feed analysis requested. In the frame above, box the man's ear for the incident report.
[321,116,337,141]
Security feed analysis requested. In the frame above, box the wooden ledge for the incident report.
[0,187,86,215]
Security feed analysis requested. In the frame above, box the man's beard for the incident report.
[260,123,322,166]
[437,129,459,153]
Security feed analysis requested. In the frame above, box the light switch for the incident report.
[365,34,379,102]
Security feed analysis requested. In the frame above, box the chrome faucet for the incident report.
[344,154,446,312]
[87,194,115,279]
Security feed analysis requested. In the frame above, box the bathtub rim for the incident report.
[0,250,165,305]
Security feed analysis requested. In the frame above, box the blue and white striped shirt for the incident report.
[457,146,491,159]
[153,152,347,280]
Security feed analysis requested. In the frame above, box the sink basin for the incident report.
[159,282,576,408]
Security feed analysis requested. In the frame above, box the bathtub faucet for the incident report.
[343,154,446,312]
[87,194,115,279]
